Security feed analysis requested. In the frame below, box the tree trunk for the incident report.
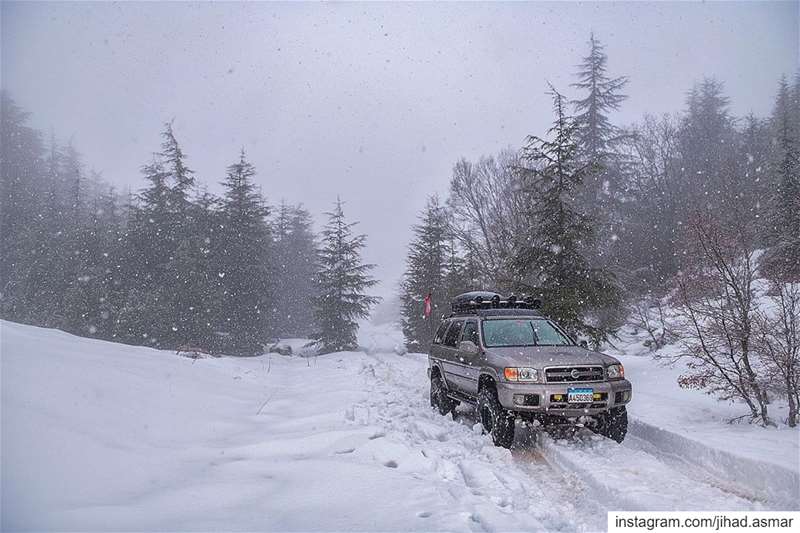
[786,376,797,427]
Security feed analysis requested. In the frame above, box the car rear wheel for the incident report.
[593,406,628,443]
[477,387,515,448]
[430,373,457,416]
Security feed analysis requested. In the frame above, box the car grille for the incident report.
[545,366,604,383]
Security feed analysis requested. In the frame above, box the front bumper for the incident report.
[496,378,632,416]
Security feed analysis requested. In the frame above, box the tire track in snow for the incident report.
[357,353,606,532]
[627,417,799,510]
[538,429,775,512]
[358,351,796,529]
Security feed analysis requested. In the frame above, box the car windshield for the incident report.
[481,319,572,347]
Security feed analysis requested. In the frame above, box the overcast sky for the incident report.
[3,1,797,297]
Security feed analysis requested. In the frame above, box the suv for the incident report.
[428,291,632,448]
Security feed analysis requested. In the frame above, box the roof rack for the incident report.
[450,291,542,315]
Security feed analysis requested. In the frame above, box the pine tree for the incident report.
[273,202,318,337]
[678,78,737,211]
[443,239,479,298]
[19,135,64,326]
[571,33,628,208]
[161,120,195,217]
[119,122,198,347]
[0,92,46,321]
[61,188,126,338]
[313,198,379,354]
[738,114,771,231]
[33,139,86,329]
[121,156,173,345]
[216,149,272,354]
[164,193,221,349]
[158,121,203,345]
[763,74,800,281]
[513,86,621,346]
[400,196,451,351]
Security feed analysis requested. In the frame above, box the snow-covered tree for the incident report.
[61,189,127,338]
[313,199,379,354]
[671,213,772,426]
[513,86,621,346]
[618,113,683,290]
[571,33,628,211]
[400,196,451,351]
[678,78,738,211]
[215,149,272,354]
[273,201,319,337]
[122,123,198,347]
[447,150,526,288]
[755,281,800,427]
[161,120,195,217]
[763,75,800,281]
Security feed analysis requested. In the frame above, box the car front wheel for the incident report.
[477,387,515,448]
[593,406,628,443]
[430,373,457,416]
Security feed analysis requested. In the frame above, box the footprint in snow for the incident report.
[417,511,432,518]
[334,448,355,455]
[383,460,398,468]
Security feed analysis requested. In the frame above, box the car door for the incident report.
[438,319,466,392]
[458,320,482,395]
[429,319,450,369]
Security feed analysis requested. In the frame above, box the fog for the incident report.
[2,0,797,295]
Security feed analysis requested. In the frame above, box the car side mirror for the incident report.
[579,340,589,349]
[458,340,479,355]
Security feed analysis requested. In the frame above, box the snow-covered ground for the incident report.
[2,319,798,531]
[610,328,799,476]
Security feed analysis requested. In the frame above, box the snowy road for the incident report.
[355,351,794,532]
[2,321,798,531]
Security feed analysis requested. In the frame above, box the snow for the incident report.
[357,320,407,355]
[608,328,800,476]
[2,319,798,531]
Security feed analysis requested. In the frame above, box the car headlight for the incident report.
[606,363,624,380]
[504,367,539,382]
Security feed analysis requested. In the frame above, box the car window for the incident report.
[433,321,449,344]
[442,320,464,347]
[461,321,480,346]
[533,320,571,345]
[481,319,571,347]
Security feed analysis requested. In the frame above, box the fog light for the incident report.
[553,394,563,401]
[513,394,539,406]
[593,392,602,400]
[623,390,632,402]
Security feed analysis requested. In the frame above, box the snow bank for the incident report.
[1,321,409,530]
[629,419,799,509]
[609,331,800,475]
[0,320,588,531]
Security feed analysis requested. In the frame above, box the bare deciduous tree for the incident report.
[755,281,800,426]
[447,149,526,289]
[671,213,773,425]
[630,296,674,351]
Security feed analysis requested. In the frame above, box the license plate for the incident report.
[567,387,593,403]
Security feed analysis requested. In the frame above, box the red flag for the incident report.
[423,293,432,318]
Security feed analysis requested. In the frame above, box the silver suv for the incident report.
[428,292,632,448]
